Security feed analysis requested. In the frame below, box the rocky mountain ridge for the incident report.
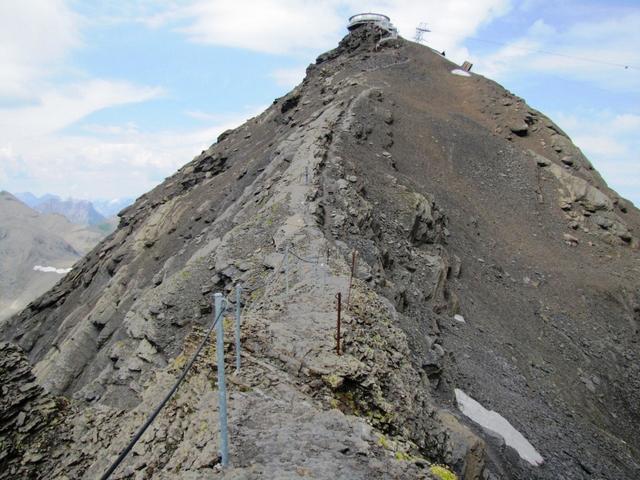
[1,23,638,480]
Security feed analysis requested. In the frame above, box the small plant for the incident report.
[322,373,343,389]
[429,464,458,480]
[172,353,187,370]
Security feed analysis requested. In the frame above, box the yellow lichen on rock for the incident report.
[429,464,458,480]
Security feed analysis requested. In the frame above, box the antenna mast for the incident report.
[414,22,430,43]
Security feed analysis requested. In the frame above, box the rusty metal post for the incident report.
[335,292,342,356]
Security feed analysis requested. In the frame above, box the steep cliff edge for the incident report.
[1,24,639,479]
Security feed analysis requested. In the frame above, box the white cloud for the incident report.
[0,107,264,200]
[0,1,170,200]
[270,67,307,88]
[0,0,81,100]
[0,80,164,140]
[169,0,345,55]
[611,114,640,132]
[149,0,511,61]
[474,14,640,92]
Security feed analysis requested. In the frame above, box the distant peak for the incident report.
[0,191,18,200]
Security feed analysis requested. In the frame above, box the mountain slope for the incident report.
[0,192,106,322]
[1,24,639,479]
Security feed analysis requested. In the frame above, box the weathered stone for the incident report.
[454,314,466,323]
[509,122,528,136]
[548,163,614,212]
[563,233,579,246]
[437,411,487,480]
[136,338,158,363]
[529,150,551,167]
[593,214,614,230]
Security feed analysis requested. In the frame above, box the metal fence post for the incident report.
[214,293,229,468]
[335,292,342,356]
[235,284,241,372]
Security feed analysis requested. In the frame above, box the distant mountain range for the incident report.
[14,192,133,225]
[92,197,135,217]
[0,191,110,322]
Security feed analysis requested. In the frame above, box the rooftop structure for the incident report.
[347,13,397,36]
[414,22,430,43]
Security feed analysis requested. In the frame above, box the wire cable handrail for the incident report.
[100,240,356,478]
[100,301,227,480]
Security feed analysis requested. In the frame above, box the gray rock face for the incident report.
[0,343,62,478]
[1,22,640,480]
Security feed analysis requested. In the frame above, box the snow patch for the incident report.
[451,69,471,77]
[454,314,466,323]
[454,389,544,466]
[33,265,72,274]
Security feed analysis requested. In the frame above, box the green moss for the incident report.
[429,465,458,480]
[249,288,262,302]
[172,353,187,370]
[322,374,343,390]
[395,451,411,461]
[377,434,391,450]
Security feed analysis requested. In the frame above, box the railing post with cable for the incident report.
[214,293,230,467]
[335,292,342,356]
[235,284,242,372]
[100,294,226,480]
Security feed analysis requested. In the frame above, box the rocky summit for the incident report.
[1,22,639,480]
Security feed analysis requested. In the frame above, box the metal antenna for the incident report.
[414,22,430,43]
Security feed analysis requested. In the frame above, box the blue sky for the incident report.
[0,0,638,205]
